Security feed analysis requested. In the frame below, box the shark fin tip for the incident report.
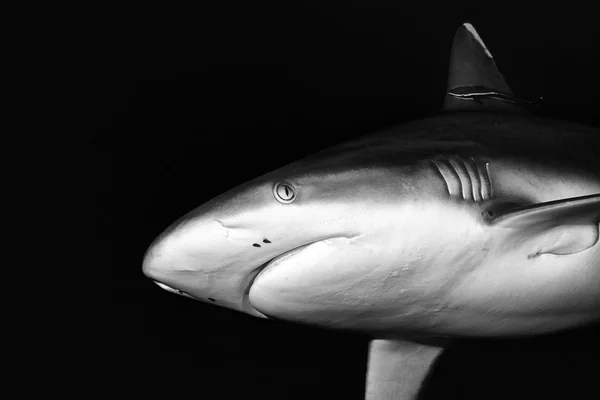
[461,22,493,59]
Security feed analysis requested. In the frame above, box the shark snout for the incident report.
[141,218,272,318]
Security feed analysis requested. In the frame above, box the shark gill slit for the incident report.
[429,155,493,201]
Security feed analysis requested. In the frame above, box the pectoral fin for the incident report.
[490,193,600,256]
[365,339,445,400]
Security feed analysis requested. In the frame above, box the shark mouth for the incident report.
[241,235,357,316]
[243,242,315,298]
[241,241,320,318]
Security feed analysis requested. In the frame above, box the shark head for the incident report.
[142,153,454,327]
[142,163,379,318]
[143,23,600,339]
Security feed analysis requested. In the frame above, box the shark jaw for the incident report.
[242,238,351,317]
[145,234,366,320]
[247,240,322,293]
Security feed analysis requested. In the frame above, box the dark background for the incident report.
[6,3,600,399]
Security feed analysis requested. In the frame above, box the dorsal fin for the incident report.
[442,22,528,114]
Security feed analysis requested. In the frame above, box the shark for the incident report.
[142,23,600,399]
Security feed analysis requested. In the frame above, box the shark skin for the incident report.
[142,23,600,399]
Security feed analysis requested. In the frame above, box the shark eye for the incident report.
[273,182,296,203]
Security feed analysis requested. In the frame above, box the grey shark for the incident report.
[143,23,600,399]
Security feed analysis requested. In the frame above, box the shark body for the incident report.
[143,23,600,399]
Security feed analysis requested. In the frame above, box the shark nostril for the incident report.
[208,297,216,302]
[263,239,271,244]
[253,243,261,248]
